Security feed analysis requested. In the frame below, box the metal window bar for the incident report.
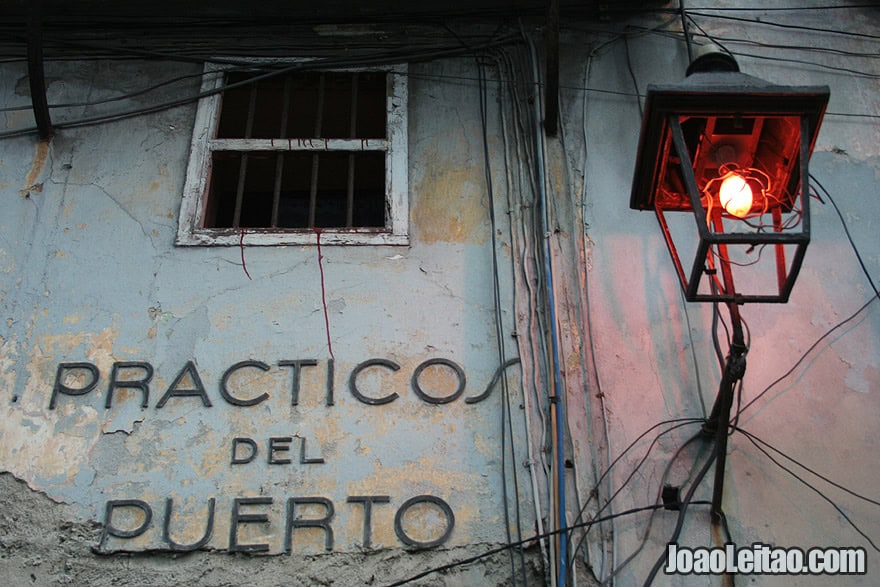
[308,74,326,228]
[346,74,359,227]
[271,76,292,228]
[232,81,258,228]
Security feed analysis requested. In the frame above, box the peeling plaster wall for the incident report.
[0,56,542,584]
[1,3,879,586]
[571,3,880,585]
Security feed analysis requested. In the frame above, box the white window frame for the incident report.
[176,62,408,246]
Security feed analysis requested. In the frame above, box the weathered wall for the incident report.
[570,3,880,585]
[1,2,879,586]
[0,55,542,584]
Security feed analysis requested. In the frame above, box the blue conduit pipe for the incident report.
[525,31,569,587]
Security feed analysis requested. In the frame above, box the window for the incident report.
[177,63,408,246]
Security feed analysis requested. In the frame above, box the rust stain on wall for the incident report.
[20,141,50,198]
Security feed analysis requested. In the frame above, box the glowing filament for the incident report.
[719,172,753,218]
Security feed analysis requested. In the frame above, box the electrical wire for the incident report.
[383,500,712,587]
[0,67,225,113]
[552,65,603,581]
[578,43,617,576]
[4,53,879,142]
[494,42,553,585]
[687,10,880,41]
[573,21,681,579]
[586,430,708,584]
[736,426,880,552]
[478,57,529,587]
[719,49,880,79]
[685,4,880,11]
[0,34,523,140]
[622,36,643,120]
[679,0,694,64]
[0,2,649,32]
[642,448,718,586]
[501,44,555,531]
[686,30,880,60]
[739,293,877,416]
[682,19,880,79]
[523,27,571,587]
[625,16,880,80]
[737,427,880,509]
[567,419,705,552]
[810,175,880,300]
[619,17,711,428]
[738,175,880,416]
[494,46,552,583]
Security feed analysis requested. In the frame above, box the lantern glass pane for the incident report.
[655,113,811,301]
[657,114,803,219]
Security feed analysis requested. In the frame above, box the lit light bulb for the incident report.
[718,172,753,218]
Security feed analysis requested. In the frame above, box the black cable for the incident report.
[0,67,228,113]
[688,10,880,41]
[736,426,880,552]
[685,4,880,11]
[719,510,733,543]
[478,59,528,587]
[4,58,878,142]
[825,111,880,120]
[679,0,694,64]
[737,427,880,509]
[3,31,242,65]
[566,420,706,582]
[622,35,643,119]
[0,34,523,140]
[384,500,713,587]
[679,287,708,418]
[566,418,705,544]
[810,175,880,300]
[642,448,718,586]
[593,430,708,584]
[637,18,880,80]
[687,29,880,60]
[711,303,727,373]
[724,50,880,79]
[683,13,735,59]
[737,294,877,415]
[711,279,733,373]
[681,18,880,79]
[728,378,745,433]
[738,174,880,415]
[0,3,638,29]
[617,18,708,428]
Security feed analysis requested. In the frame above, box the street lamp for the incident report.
[630,46,829,304]
[629,45,829,525]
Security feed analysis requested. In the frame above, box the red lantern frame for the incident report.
[630,70,829,303]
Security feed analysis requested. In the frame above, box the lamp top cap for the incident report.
[686,43,740,76]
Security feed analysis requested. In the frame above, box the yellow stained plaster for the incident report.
[20,141,49,197]
[0,327,123,484]
[412,166,487,244]
[342,457,479,545]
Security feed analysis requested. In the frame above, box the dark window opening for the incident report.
[217,71,387,140]
[205,70,388,231]
[204,151,386,229]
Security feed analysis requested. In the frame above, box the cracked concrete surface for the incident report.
[0,473,545,587]
[0,58,538,583]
